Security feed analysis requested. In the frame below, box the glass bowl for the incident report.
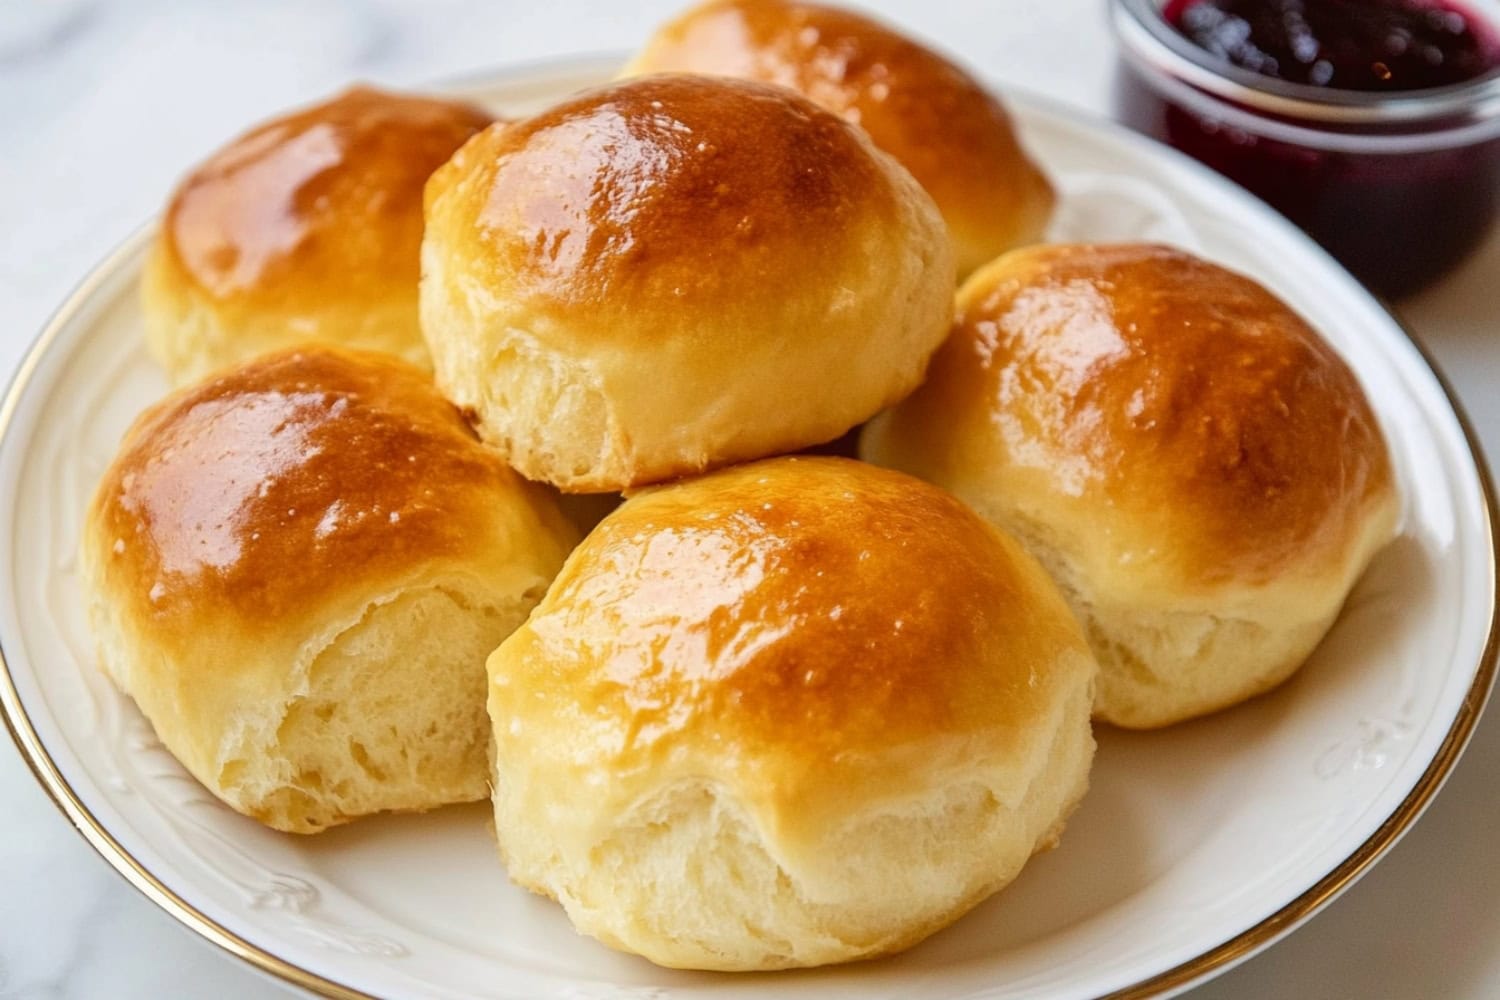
[1110,0,1500,297]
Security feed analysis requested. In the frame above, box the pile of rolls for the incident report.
[81,0,1399,972]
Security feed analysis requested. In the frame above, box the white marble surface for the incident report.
[1,1,1497,997]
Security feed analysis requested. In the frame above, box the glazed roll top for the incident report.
[81,346,576,832]
[626,0,1056,276]
[420,73,954,492]
[487,457,1097,969]
[863,244,1400,727]
[144,86,494,383]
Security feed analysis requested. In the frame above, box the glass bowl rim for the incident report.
[1111,0,1500,130]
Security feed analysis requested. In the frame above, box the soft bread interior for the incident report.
[494,660,1094,971]
[90,577,544,834]
[995,500,1397,729]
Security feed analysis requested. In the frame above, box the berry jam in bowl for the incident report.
[1111,0,1500,297]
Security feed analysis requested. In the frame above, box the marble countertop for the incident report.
[3,1,1498,997]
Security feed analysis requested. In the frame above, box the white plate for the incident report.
[1,57,1495,1000]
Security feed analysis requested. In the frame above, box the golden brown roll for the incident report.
[143,86,493,384]
[625,0,1055,277]
[487,457,1097,970]
[80,346,576,833]
[421,74,954,493]
[862,244,1400,729]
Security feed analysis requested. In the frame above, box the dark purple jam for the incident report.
[1168,0,1500,91]
[1115,0,1500,297]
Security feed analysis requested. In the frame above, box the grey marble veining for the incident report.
[0,2,1496,998]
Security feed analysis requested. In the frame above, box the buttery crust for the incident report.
[626,0,1055,276]
[420,73,954,491]
[144,86,493,383]
[82,346,576,831]
[863,244,1400,727]
[487,457,1097,969]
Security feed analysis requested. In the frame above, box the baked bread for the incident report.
[143,86,493,384]
[486,456,1097,969]
[420,73,954,492]
[80,346,577,833]
[625,0,1055,277]
[862,244,1400,728]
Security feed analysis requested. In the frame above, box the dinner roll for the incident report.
[862,244,1400,729]
[144,86,493,384]
[625,0,1055,277]
[487,457,1097,970]
[421,74,953,492]
[81,347,576,833]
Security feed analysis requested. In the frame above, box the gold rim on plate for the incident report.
[1,65,1496,1000]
